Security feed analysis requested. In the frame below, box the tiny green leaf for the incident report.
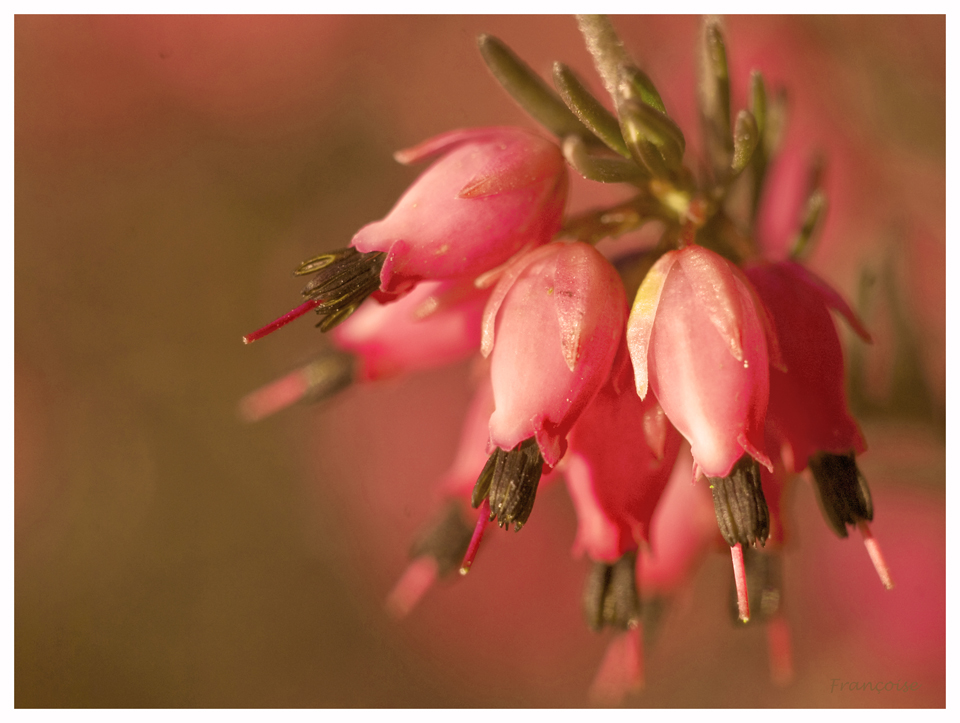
[732,110,759,174]
[618,64,667,115]
[575,14,631,101]
[561,135,648,184]
[477,34,591,141]
[790,189,827,260]
[618,98,684,175]
[553,62,630,158]
[698,18,733,176]
[749,71,767,139]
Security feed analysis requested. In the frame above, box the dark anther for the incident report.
[471,437,544,532]
[728,546,782,626]
[583,551,641,632]
[294,247,386,332]
[808,451,873,538]
[409,502,474,577]
[709,454,770,547]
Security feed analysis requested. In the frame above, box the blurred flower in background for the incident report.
[15,15,944,707]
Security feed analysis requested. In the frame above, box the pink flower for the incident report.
[745,260,871,472]
[626,244,779,480]
[483,242,626,468]
[331,280,489,382]
[472,241,626,530]
[242,126,566,343]
[352,126,568,295]
[638,448,718,596]
[564,354,683,562]
[747,260,891,588]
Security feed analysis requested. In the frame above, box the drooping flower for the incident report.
[626,243,782,620]
[353,126,569,295]
[745,260,870,470]
[563,355,683,703]
[474,241,626,530]
[747,260,891,588]
[243,126,567,341]
[626,244,779,480]
[564,351,683,563]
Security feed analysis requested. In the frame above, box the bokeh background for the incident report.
[16,16,945,707]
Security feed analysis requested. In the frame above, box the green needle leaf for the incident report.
[561,135,648,184]
[749,71,767,139]
[618,98,684,175]
[732,110,759,174]
[553,62,630,158]
[618,64,667,115]
[477,34,591,141]
[698,18,733,176]
[575,14,631,101]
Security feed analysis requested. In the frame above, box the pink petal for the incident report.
[679,246,747,362]
[457,133,561,199]
[553,243,593,371]
[626,250,678,399]
[780,260,872,342]
[392,127,502,165]
[480,244,559,358]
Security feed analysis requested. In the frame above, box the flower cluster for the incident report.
[242,16,892,703]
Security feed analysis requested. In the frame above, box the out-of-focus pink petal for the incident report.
[565,375,682,561]
[778,260,872,342]
[747,260,868,466]
[332,280,488,382]
[439,378,497,498]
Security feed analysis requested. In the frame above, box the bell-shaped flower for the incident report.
[564,351,683,563]
[748,260,891,589]
[483,241,626,468]
[473,241,626,530]
[243,126,566,343]
[745,260,870,471]
[626,244,780,480]
[331,280,489,382]
[352,126,568,295]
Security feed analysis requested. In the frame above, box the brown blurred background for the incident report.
[16,16,944,707]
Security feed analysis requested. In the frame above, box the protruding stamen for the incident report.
[588,625,645,706]
[239,369,311,422]
[858,520,894,590]
[766,613,794,686]
[385,556,439,619]
[238,351,355,422]
[242,299,320,344]
[731,543,750,623]
[460,499,490,575]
